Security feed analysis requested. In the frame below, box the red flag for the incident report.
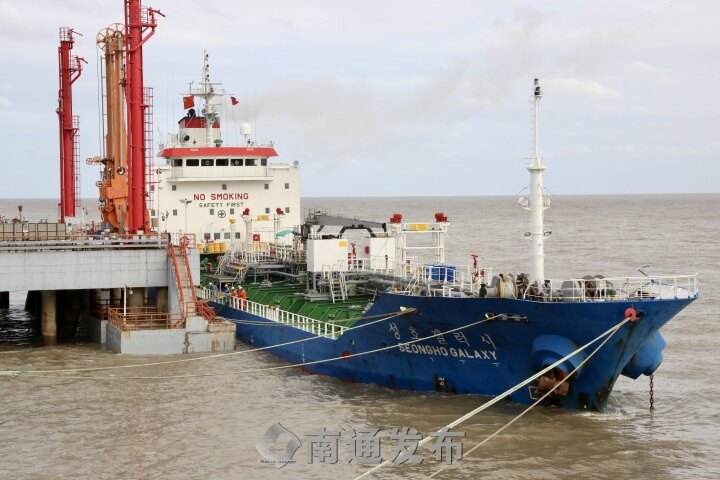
[183,95,194,109]
[230,96,239,106]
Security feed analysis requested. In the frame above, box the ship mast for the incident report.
[187,52,227,147]
[526,78,549,283]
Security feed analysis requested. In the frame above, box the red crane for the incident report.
[56,27,86,222]
[124,0,163,232]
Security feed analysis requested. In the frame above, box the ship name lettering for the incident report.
[398,344,497,361]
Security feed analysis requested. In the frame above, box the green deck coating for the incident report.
[244,282,371,329]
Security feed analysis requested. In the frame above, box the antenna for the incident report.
[184,51,233,147]
[253,83,257,145]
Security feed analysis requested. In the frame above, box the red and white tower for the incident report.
[56,27,86,222]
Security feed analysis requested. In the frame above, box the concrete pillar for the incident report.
[0,291,9,309]
[127,287,145,309]
[156,287,169,312]
[110,288,122,309]
[41,290,57,339]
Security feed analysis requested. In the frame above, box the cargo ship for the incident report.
[196,79,699,412]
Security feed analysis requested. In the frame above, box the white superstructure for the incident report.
[152,53,301,250]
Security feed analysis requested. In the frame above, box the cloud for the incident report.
[626,61,698,86]
[544,78,622,100]
[594,103,653,115]
[0,96,13,108]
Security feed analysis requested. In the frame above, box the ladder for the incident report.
[329,270,347,303]
[169,244,196,317]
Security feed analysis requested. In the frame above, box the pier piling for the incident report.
[40,290,57,340]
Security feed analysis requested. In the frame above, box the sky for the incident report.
[0,0,718,198]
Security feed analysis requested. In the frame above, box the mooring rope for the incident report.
[426,315,630,479]
[0,308,414,375]
[0,350,31,355]
[352,316,632,480]
[3,314,499,380]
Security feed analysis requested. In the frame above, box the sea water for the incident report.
[1,194,718,479]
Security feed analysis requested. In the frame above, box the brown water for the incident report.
[1,195,718,479]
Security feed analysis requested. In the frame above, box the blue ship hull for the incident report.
[211,293,695,412]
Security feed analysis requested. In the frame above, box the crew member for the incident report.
[238,285,247,310]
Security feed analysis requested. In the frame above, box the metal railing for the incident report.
[197,287,347,339]
[519,274,699,302]
[107,307,184,331]
[169,232,196,246]
[194,300,217,323]
[208,244,699,304]
[0,232,168,252]
[167,241,189,317]
[92,298,150,320]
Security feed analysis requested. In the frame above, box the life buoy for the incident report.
[625,307,637,322]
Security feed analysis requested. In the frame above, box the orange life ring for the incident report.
[624,307,637,322]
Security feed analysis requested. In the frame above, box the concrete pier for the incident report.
[107,317,236,354]
[40,290,57,340]
[1,234,216,354]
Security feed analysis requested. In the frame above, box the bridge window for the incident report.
[261,158,267,166]
[216,158,229,166]
[172,159,182,167]
[201,159,214,166]
[231,159,242,166]
[214,233,220,240]
[186,159,200,167]
[246,158,258,166]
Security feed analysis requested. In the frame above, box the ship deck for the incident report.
[225,282,372,328]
